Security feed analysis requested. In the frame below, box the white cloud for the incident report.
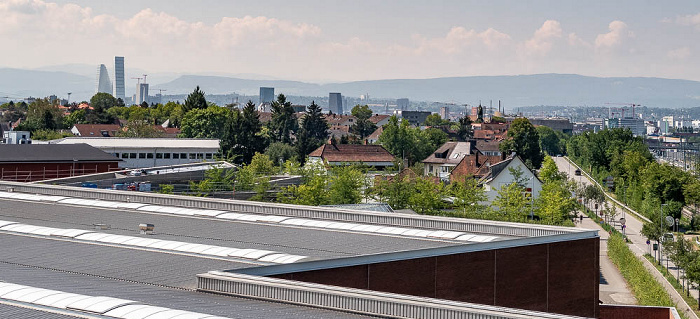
[675,13,700,29]
[594,20,633,52]
[523,20,562,56]
[667,47,691,60]
[410,26,511,55]
[567,32,590,48]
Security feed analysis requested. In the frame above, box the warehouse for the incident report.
[0,180,680,319]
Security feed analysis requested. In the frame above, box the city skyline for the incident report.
[1,0,699,83]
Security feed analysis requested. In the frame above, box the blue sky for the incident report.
[3,0,700,82]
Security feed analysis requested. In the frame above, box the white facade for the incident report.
[482,157,542,203]
[47,137,220,168]
[96,64,112,94]
[2,131,31,144]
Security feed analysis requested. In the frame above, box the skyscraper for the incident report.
[397,98,409,111]
[259,87,274,104]
[329,92,343,114]
[96,64,112,94]
[136,83,149,104]
[114,57,125,102]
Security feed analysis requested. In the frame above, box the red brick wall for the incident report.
[599,305,674,319]
[0,162,119,182]
[271,238,599,318]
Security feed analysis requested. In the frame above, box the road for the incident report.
[553,157,699,318]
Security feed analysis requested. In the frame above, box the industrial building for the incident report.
[45,137,220,168]
[0,144,120,181]
[0,180,681,318]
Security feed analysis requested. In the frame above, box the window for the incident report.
[189,153,196,159]
[121,153,128,159]
[429,165,433,173]
[139,153,146,159]
[205,153,213,159]
[164,153,171,159]
[181,153,188,159]
[172,153,179,159]
[156,153,163,159]
[130,153,137,159]
[197,153,204,159]
[147,153,154,159]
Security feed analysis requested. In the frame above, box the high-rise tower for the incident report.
[114,57,125,102]
[96,64,112,94]
[329,92,343,114]
[259,87,274,104]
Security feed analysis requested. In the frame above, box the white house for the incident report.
[480,155,542,203]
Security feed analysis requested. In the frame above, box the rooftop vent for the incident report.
[139,223,155,235]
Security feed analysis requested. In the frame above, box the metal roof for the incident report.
[0,263,364,319]
[0,144,120,163]
[48,137,220,149]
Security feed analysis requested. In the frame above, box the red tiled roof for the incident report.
[324,114,356,126]
[367,126,383,140]
[73,124,121,137]
[309,144,395,163]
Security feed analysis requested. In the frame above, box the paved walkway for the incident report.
[555,157,699,319]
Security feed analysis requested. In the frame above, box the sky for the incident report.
[2,0,700,82]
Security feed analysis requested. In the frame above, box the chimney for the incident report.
[475,150,480,167]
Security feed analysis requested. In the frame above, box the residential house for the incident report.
[422,141,473,180]
[369,114,391,127]
[449,150,503,182]
[476,140,503,157]
[479,154,542,202]
[366,126,383,144]
[324,114,355,127]
[308,143,395,169]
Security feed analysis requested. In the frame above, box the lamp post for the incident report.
[659,203,668,265]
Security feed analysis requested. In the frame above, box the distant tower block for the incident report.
[440,106,449,120]
[397,98,409,111]
[96,64,112,94]
[114,57,125,102]
[329,92,343,114]
[259,87,275,104]
[136,83,149,104]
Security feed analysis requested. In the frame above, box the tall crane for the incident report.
[604,103,641,119]
[131,77,143,86]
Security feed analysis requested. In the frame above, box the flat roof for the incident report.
[47,137,220,149]
[0,144,120,163]
[0,181,598,319]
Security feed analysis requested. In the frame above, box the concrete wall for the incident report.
[272,237,599,318]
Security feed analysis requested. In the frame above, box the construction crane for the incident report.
[131,77,143,86]
[604,103,641,119]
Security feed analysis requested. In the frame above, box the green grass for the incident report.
[644,254,700,317]
[608,233,680,311]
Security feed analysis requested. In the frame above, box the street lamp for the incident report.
[659,203,668,265]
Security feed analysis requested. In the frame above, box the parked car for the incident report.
[574,169,582,176]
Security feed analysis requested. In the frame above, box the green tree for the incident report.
[539,156,565,183]
[536,126,564,156]
[183,86,207,112]
[116,120,164,138]
[296,101,329,162]
[268,94,298,144]
[535,180,576,225]
[456,116,473,141]
[450,176,487,215]
[372,176,414,210]
[64,109,86,127]
[423,113,449,127]
[408,178,446,214]
[266,142,297,166]
[499,118,544,168]
[220,101,268,164]
[328,165,365,204]
[350,104,377,140]
[18,98,64,132]
[493,180,531,222]
[88,93,118,124]
[179,106,231,139]
[249,152,275,175]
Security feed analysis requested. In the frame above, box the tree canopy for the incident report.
[499,118,543,169]
[183,86,208,112]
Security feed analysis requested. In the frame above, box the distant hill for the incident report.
[2,68,700,108]
[159,74,700,108]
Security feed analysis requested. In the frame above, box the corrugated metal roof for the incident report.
[0,263,366,319]
[0,303,84,319]
[0,144,120,163]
